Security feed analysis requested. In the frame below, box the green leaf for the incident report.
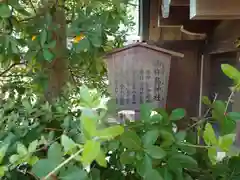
[89,26,102,47]
[219,134,236,152]
[59,166,88,180]
[211,100,236,135]
[96,125,124,140]
[75,38,90,52]
[159,130,175,147]
[45,13,52,25]
[40,29,47,46]
[150,114,163,123]
[175,131,186,142]
[0,145,8,164]
[106,99,117,115]
[212,100,226,114]
[90,168,100,180]
[145,145,166,159]
[156,108,169,123]
[11,40,19,54]
[48,142,63,163]
[212,101,226,130]
[8,0,30,16]
[221,116,236,135]
[212,101,236,135]
[136,154,152,177]
[15,8,30,16]
[208,147,217,165]
[142,130,159,147]
[81,109,98,138]
[45,40,56,49]
[178,143,196,155]
[0,4,11,18]
[140,103,152,122]
[203,123,218,146]
[61,135,76,154]
[96,150,107,167]
[184,173,194,180]
[228,156,240,173]
[168,154,198,168]
[144,169,163,180]
[120,150,135,165]
[0,166,7,177]
[9,154,20,164]
[43,49,54,62]
[120,130,142,150]
[32,159,59,179]
[228,112,240,121]
[28,156,39,165]
[221,64,240,82]
[202,96,211,105]
[28,140,38,153]
[108,140,120,152]
[17,143,28,156]
[4,36,10,50]
[89,34,102,47]
[80,86,93,105]
[170,108,186,121]
[167,158,183,174]
[81,140,100,166]
[158,167,173,180]
[24,50,38,61]
[22,99,32,112]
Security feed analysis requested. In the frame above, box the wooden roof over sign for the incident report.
[159,0,220,34]
[162,0,240,20]
[105,42,184,58]
[140,0,240,41]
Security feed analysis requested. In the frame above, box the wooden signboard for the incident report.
[105,43,183,112]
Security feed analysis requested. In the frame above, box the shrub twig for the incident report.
[0,63,25,77]
[43,148,83,180]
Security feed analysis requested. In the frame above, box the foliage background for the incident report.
[0,0,137,97]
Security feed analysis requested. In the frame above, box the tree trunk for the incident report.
[43,1,69,101]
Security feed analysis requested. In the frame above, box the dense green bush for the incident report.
[0,64,239,180]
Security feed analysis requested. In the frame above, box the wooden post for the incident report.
[149,0,161,41]
[198,54,204,117]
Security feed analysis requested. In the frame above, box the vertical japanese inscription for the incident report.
[154,68,160,101]
[132,70,136,104]
[140,69,144,104]
[120,84,125,105]
[126,73,130,105]
[115,79,119,105]
[154,60,165,102]
[145,69,152,102]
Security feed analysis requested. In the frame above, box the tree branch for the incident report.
[69,68,77,86]
[0,63,25,77]
[127,2,138,6]
[44,148,83,180]
[18,16,37,22]
[29,0,37,14]
[225,84,240,113]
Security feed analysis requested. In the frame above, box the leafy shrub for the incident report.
[0,64,240,180]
